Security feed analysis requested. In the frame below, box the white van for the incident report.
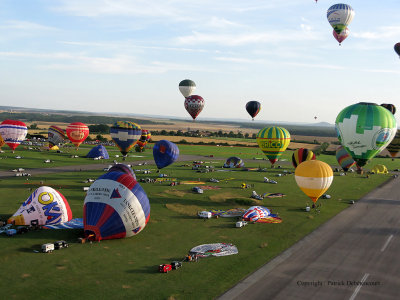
[198,211,212,219]
[236,221,248,228]
[42,243,55,253]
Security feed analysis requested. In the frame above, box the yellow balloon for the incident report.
[295,160,333,203]
[256,127,290,165]
[0,133,5,148]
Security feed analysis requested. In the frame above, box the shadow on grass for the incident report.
[126,265,158,274]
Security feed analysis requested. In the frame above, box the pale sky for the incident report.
[0,0,399,125]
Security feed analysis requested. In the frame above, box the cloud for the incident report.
[0,20,57,31]
[284,62,346,70]
[353,26,400,41]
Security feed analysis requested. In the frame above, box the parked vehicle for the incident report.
[54,240,69,250]
[171,261,182,270]
[159,264,172,273]
[17,226,29,234]
[198,211,212,219]
[236,221,248,228]
[42,243,55,253]
[192,187,203,194]
[6,229,17,236]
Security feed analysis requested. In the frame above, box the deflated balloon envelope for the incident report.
[83,171,150,241]
[8,186,72,226]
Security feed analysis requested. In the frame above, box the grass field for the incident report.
[0,144,398,299]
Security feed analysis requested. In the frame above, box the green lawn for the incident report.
[0,144,398,299]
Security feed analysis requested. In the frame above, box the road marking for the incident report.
[381,234,394,252]
[349,273,369,300]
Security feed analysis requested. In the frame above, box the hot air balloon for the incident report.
[335,102,397,169]
[333,27,349,45]
[245,101,261,121]
[0,120,27,152]
[335,145,356,172]
[242,206,272,222]
[189,243,238,258]
[386,130,400,159]
[223,156,244,168]
[66,122,89,149]
[136,129,151,150]
[256,127,291,165]
[327,3,355,35]
[153,140,179,169]
[381,103,396,115]
[295,160,333,204]
[394,43,400,58]
[48,125,65,148]
[184,95,204,120]
[292,148,316,168]
[179,79,196,98]
[83,171,150,241]
[8,186,72,226]
[110,121,141,158]
[108,163,136,179]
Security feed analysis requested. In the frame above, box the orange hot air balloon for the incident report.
[294,160,333,203]
[66,122,89,149]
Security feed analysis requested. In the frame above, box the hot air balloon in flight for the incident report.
[256,127,291,166]
[136,129,151,150]
[184,95,204,120]
[381,103,396,115]
[110,121,141,158]
[179,79,196,98]
[333,27,349,45]
[83,171,150,241]
[327,4,355,35]
[292,148,316,168]
[246,101,261,121]
[48,125,65,148]
[386,130,400,159]
[66,122,89,149]
[295,160,333,204]
[153,140,179,169]
[0,120,27,152]
[335,145,356,171]
[335,102,397,170]
[394,43,400,58]
[8,186,72,226]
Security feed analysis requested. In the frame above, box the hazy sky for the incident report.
[0,0,399,125]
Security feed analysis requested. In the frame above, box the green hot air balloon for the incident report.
[335,102,397,170]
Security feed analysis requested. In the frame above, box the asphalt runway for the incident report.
[219,175,400,300]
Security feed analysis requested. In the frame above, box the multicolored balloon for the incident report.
[245,101,261,121]
[108,164,136,179]
[335,145,356,172]
[335,102,397,167]
[136,129,151,150]
[48,125,65,148]
[381,103,396,115]
[184,95,204,120]
[292,148,316,168]
[295,160,333,204]
[0,133,5,149]
[0,120,28,152]
[66,122,89,149]
[256,127,291,165]
[386,130,400,159]
[153,140,179,169]
[110,121,141,157]
[242,206,272,222]
[333,27,349,45]
[83,171,150,241]
[327,3,355,35]
[8,186,72,226]
[179,79,196,98]
[223,156,244,168]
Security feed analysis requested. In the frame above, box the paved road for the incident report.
[219,175,400,300]
[0,154,223,178]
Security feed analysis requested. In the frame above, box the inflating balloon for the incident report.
[256,127,291,165]
[0,120,27,152]
[179,79,196,98]
[8,186,72,226]
[295,160,333,204]
[381,103,396,115]
[335,146,356,172]
[66,122,89,149]
[153,140,179,169]
[48,125,65,148]
[110,121,141,157]
[335,102,397,168]
[83,171,150,241]
[86,145,109,159]
[333,27,349,45]
[245,101,261,121]
[292,148,316,168]
[223,156,244,168]
[327,3,355,35]
[184,95,204,120]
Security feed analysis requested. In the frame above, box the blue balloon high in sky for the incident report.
[153,140,179,169]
